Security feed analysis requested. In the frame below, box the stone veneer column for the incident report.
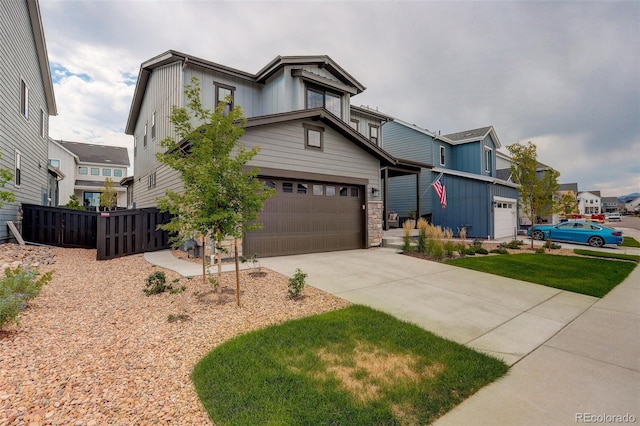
[368,201,383,247]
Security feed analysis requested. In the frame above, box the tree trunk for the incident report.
[234,237,240,307]
[201,234,206,285]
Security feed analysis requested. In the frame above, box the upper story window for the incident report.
[151,111,156,139]
[78,166,88,175]
[14,150,21,187]
[143,122,148,147]
[350,119,359,132]
[102,168,111,177]
[91,167,100,176]
[369,125,379,145]
[485,147,493,172]
[114,169,123,178]
[439,146,446,166]
[134,136,137,157]
[215,83,235,116]
[20,79,29,119]
[48,159,60,168]
[303,123,324,151]
[306,87,342,118]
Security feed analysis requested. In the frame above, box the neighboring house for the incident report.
[382,121,520,239]
[601,196,619,214]
[125,51,416,257]
[557,182,579,216]
[577,191,601,215]
[0,0,57,242]
[49,140,130,209]
[624,197,640,214]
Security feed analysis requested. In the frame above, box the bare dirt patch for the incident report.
[0,246,349,425]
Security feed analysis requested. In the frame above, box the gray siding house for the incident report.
[383,120,520,239]
[0,0,57,242]
[125,51,411,257]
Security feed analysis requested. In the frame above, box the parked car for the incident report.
[606,213,622,222]
[527,221,623,247]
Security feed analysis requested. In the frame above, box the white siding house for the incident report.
[577,191,601,215]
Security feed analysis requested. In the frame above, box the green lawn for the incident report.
[192,305,508,425]
[622,236,640,248]
[445,253,637,297]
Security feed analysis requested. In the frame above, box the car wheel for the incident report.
[588,236,604,247]
[532,230,545,240]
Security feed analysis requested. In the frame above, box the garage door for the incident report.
[493,197,517,239]
[244,179,364,257]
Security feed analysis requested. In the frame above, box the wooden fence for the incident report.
[21,204,171,260]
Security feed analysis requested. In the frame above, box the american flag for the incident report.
[432,174,447,208]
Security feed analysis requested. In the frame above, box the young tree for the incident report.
[0,152,15,207]
[558,191,578,216]
[99,177,118,210]
[156,77,274,304]
[507,141,560,248]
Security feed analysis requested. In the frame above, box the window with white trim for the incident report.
[20,79,29,119]
[143,122,148,147]
[485,147,493,172]
[14,150,21,186]
[113,169,123,178]
[439,146,446,166]
[48,159,60,168]
[78,166,88,175]
[102,168,111,177]
[350,119,359,131]
[91,167,100,176]
[151,111,156,139]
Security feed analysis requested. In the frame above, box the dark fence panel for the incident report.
[96,208,171,260]
[22,204,171,260]
[22,204,97,248]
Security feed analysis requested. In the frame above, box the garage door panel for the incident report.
[244,179,364,257]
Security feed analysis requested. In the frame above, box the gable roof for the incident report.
[26,0,56,115]
[246,108,396,165]
[126,50,365,135]
[56,140,130,166]
[559,183,578,193]
[443,126,501,148]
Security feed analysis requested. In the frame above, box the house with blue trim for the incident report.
[382,119,520,239]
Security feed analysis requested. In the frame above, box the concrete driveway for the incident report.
[261,248,597,366]
[261,246,640,425]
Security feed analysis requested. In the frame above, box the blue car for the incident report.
[527,221,623,247]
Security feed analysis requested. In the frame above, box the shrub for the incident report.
[543,241,562,250]
[143,271,171,295]
[455,242,467,257]
[474,247,489,255]
[490,249,510,255]
[443,240,457,258]
[288,268,307,299]
[535,247,547,254]
[1,267,53,327]
[416,218,429,253]
[464,248,476,256]
[427,239,445,260]
[401,219,414,252]
[499,240,523,250]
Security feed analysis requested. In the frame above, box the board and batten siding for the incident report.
[241,119,381,196]
[133,62,183,191]
[0,0,51,241]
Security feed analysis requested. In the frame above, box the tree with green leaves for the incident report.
[0,152,15,207]
[156,77,274,304]
[507,141,560,248]
[64,194,85,210]
[558,190,578,216]
[99,177,118,210]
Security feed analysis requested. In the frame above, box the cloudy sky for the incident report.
[39,0,639,197]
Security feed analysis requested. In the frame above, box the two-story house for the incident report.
[48,140,130,209]
[382,121,520,239]
[125,50,419,257]
[577,191,601,215]
[0,0,57,242]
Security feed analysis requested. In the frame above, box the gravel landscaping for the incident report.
[0,244,350,425]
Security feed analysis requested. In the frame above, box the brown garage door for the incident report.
[244,179,364,257]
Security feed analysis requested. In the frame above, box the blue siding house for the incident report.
[383,119,520,239]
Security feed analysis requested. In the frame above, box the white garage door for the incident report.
[494,197,517,239]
